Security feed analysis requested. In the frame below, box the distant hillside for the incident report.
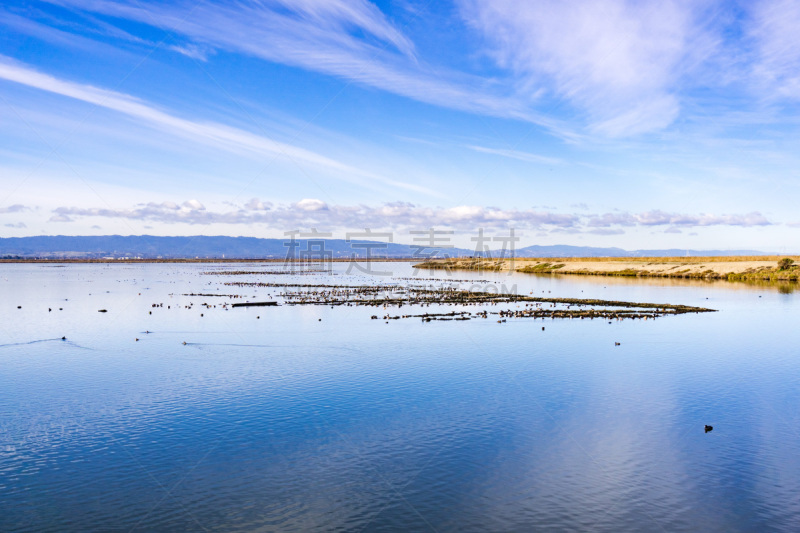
[0,235,471,259]
[0,235,768,259]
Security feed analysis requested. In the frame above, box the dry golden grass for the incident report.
[512,255,798,263]
[415,256,800,281]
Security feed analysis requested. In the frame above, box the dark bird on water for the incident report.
[705,425,713,433]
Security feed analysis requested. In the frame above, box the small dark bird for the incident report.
[542,327,545,331]
[182,341,187,345]
[61,336,66,340]
[615,342,621,346]
[705,425,713,433]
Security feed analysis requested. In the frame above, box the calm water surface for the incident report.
[1,262,799,532]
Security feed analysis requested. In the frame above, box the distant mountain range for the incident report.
[0,235,768,259]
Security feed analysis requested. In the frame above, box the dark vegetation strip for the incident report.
[270,285,715,315]
[202,270,328,275]
[182,293,242,297]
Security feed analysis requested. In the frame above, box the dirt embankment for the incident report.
[414,256,800,281]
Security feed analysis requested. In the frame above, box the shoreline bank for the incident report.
[413,256,800,282]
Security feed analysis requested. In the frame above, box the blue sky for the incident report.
[1,0,799,251]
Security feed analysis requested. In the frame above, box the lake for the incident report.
[1,262,799,532]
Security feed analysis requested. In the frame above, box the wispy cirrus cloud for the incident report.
[0,57,437,197]
[47,0,415,56]
[467,145,563,166]
[167,43,213,61]
[748,0,800,99]
[458,0,720,136]
[40,0,570,136]
[10,0,800,143]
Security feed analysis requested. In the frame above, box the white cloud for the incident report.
[588,210,771,227]
[244,198,271,211]
[181,199,205,211]
[587,213,638,227]
[45,199,771,233]
[636,210,771,226]
[0,204,28,214]
[4,222,27,228]
[47,199,577,230]
[294,198,328,212]
[587,228,625,235]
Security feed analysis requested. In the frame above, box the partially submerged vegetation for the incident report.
[415,256,800,283]
[222,282,715,322]
[201,269,329,275]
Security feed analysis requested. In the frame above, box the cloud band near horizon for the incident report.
[35,199,773,233]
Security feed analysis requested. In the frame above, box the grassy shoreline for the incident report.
[414,256,800,282]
